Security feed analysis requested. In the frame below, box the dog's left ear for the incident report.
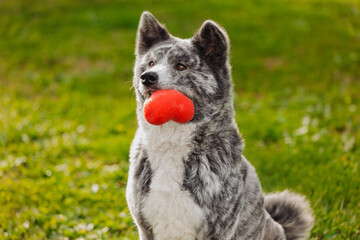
[192,20,230,66]
[136,11,170,56]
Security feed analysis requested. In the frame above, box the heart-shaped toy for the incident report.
[143,89,195,125]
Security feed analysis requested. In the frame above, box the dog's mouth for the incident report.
[143,88,158,100]
[141,87,193,105]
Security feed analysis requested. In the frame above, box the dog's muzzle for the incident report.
[140,71,158,86]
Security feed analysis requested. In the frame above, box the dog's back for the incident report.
[126,12,314,240]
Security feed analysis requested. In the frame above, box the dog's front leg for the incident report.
[138,227,154,240]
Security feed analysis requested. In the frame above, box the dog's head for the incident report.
[133,12,233,123]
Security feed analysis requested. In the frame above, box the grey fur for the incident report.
[127,138,154,239]
[127,11,314,240]
[265,191,314,240]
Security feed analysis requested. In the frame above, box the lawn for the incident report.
[0,0,359,239]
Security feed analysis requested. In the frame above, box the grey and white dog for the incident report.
[127,11,314,240]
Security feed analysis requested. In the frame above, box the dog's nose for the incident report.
[140,72,158,86]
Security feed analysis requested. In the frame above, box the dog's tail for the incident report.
[264,190,314,240]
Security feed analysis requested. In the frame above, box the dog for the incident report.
[126,11,314,240]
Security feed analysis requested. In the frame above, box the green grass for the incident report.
[0,0,359,239]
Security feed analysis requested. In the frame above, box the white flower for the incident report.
[91,184,99,193]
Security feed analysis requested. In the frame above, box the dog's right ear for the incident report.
[135,12,170,56]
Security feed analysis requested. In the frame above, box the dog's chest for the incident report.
[141,123,204,240]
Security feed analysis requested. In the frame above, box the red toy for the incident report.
[143,89,195,125]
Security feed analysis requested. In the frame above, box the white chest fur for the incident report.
[140,120,204,240]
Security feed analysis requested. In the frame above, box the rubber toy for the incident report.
[143,89,195,125]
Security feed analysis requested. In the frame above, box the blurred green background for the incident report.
[0,0,359,239]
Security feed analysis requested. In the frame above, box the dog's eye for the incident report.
[176,63,187,71]
[149,61,155,67]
